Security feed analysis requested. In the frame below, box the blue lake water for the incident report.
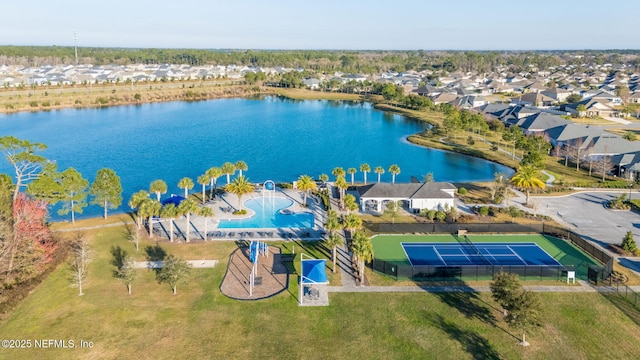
[218,196,314,229]
[0,96,512,219]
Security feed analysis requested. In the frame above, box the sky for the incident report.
[2,0,639,50]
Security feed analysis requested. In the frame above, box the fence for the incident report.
[542,225,614,281]
[365,222,544,235]
[365,222,614,281]
[606,283,640,311]
[372,258,570,282]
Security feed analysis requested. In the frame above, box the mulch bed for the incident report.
[220,245,289,300]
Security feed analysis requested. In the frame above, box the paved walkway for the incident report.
[327,280,640,293]
[133,260,218,269]
[540,170,555,186]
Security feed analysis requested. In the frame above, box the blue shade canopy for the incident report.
[301,259,328,284]
[161,195,186,207]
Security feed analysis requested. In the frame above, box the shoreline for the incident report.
[10,87,517,227]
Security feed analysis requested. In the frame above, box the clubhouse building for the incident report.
[358,182,457,213]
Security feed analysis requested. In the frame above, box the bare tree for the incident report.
[122,221,141,251]
[68,232,91,296]
[596,155,614,182]
[490,172,507,203]
[111,245,137,295]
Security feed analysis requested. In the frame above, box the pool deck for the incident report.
[151,188,328,242]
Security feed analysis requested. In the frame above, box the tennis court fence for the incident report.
[371,259,571,281]
[366,222,614,281]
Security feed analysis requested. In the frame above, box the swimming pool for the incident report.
[218,196,314,229]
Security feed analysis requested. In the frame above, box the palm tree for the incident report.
[348,167,357,185]
[221,162,236,184]
[324,233,342,274]
[350,231,373,284]
[360,163,371,185]
[225,176,254,211]
[510,165,546,206]
[199,206,214,241]
[128,190,150,230]
[197,174,209,203]
[335,176,348,210]
[374,166,385,183]
[332,167,346,180]
[325,209,342,235]
[344,193,358,213]
[296,174,317,207]
[319,173,329,183]
[160,203,178,242]
[149,179,168,202]
[178,177,194,199]
[177,199,198,242]
[138,198,161,238]
[206,167,222,200]
[388,164,401,184]
[343,213,362,238]
[234,160,248,177]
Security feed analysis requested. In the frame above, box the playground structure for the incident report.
[262,180,276,205]
[248,240,269,297]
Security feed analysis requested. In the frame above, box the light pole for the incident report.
[629,183,633,202]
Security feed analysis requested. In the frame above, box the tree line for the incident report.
[2,46,639,74]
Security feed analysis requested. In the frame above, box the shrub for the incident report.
[425,210,437,220]
[458,187,468,195]
[233,209,247,215]
[41,101,50,107]
[605,194,630,210]
[621,231,637,253]
[134,93,142,101]
[478,206,489,216]
[29,100,38,107]
[279,182,292,189]
[466,136,475,145]
[435,211,446,222]
[507,206,521,218]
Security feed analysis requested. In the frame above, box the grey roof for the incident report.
[358,182,456,200]
[588,135,640,155]
[477,103,511,117]
[517,112,570,131]
[544,124,607,143]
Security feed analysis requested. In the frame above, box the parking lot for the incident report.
[534,191,640,246]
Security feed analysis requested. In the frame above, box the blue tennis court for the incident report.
[402,242,562,267]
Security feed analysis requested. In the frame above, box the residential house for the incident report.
[303,78,321,89]
[451,95,487,109]
[541,88,571,102]
[511,93,556,108]
[513,113,571,136]
[563,98,620,118]
[431,92,458,105]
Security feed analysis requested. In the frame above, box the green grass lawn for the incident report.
[1,226,640,359]
[372,234,601,280]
